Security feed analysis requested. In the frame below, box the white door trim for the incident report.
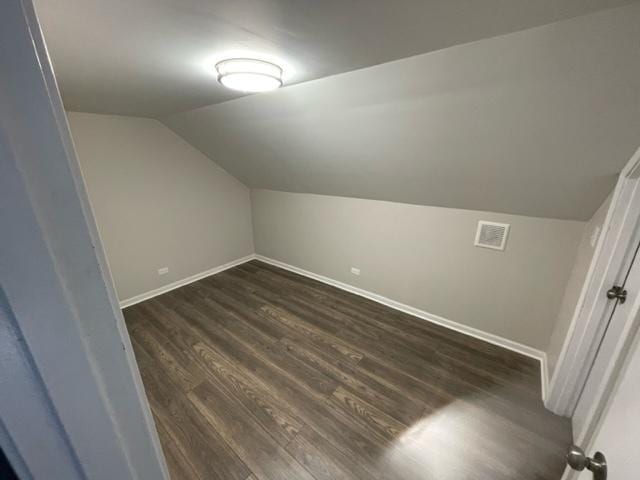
[546,145,640,427]
[0,1,168,478]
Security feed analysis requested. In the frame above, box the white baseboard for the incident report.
[540,353,549,402]
[255,254,548,399]
[119,254,256,308]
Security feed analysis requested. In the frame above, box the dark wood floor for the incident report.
[124,260,571,480]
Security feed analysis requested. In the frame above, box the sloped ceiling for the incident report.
[164,5,640,221]
[35,0,635,117]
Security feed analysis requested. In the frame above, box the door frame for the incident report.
[546,144,640,442]
[0,1,168,478]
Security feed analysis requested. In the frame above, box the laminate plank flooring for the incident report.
[124,260,572,480]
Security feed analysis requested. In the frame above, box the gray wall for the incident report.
[251,190,585,350]
[67,112,254,302]
[546,194,612,377]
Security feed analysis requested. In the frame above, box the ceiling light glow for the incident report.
[216,58,283,93]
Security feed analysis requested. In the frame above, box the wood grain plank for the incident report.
[188,381,316,480]
[129,335,250,480]
[138,300,305,447]
[286,426,371,480]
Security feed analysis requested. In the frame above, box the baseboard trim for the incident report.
[255,254,548,399]
[540,353,549,403]
[119,254,256,308]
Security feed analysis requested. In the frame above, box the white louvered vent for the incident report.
[474,221,510,251]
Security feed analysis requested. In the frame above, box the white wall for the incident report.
[546,194,612,378]
[251,190,585,351]
[67,112,254,302]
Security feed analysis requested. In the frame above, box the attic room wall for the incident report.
[251,189,585,351]
[546,193,612,378]
[66,112,254,303]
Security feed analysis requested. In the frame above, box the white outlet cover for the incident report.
[350,267,360,276]
[158,267,169,275]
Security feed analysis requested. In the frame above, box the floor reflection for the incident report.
[380,388,569,480]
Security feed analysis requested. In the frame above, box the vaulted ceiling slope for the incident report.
[35,0,635,117]
[164,5,640,221]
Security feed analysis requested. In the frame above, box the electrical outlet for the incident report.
[158,267,169,275]
[350,267,360,276]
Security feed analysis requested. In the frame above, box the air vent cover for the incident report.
[474,221,510,251]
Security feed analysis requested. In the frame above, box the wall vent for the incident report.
[474,221,510,251]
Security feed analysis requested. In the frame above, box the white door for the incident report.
[574,326,640,479]
[569,236,640,480]
[572,234,640,437]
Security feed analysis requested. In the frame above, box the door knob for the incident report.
[567,446,607,480]
[606,285,627,303]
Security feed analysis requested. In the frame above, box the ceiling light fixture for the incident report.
[215,58,283,93]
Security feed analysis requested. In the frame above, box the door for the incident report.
[566,238,640,479]
[572,233,640,437]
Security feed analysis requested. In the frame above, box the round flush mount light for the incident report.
[215,58,283,93]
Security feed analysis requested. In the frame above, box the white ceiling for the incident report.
[164,5,640,221]
[36,0,635,117]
